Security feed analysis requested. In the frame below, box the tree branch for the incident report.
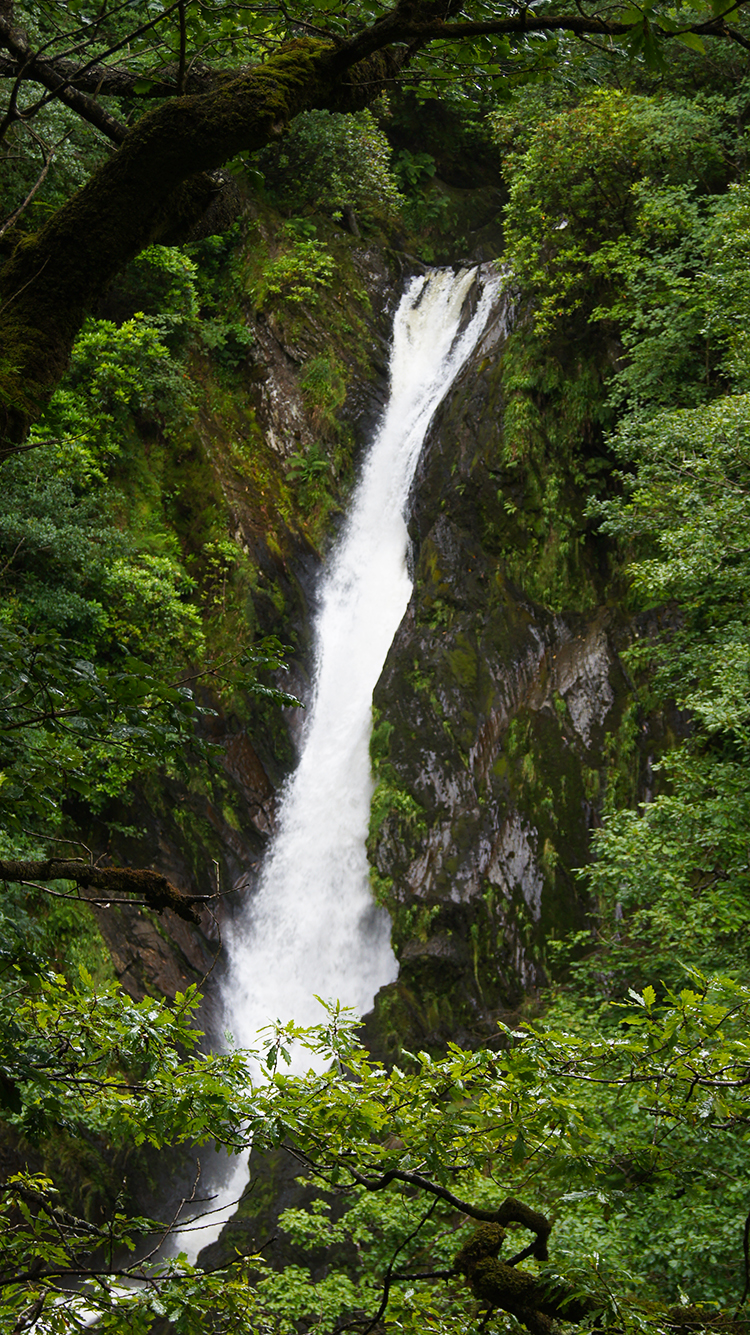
[454,1222,598,1335]
[346,1168,551,1259]
[0,127,65,239]
[0,53,218,98]
[0,13,127,143]
[0,858,202,922]
[326,0,750,71]
[2,0,750,443]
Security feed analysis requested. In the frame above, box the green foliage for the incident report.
[489,328,612,609]
[113,246,200,336]
[590,182,714,413]
[576,390,750,988]
[0,626,210,834]
[493,86,750,612]
[34,895,115,985]
[501,89,727,333]
[585,177,750,417]
[286,442,330,487]
[0,436,204,660]
[395,147,438,190]
[300,353,347,430]
[705,181,750,390]
[259,108,402,229]
[0,258,213,839]
[0,237,300,847]
[368,710,426,860]
[199,317,256,370]
[5,985,750,1330]
[564,146,750,992]
[37,311,196,467]
[251,229,335,309]
[368,766,427,849]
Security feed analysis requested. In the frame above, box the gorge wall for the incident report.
[194,254,660,1272]
[363,287,643,1054]
[94,219,656,1054]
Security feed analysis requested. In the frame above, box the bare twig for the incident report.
[0,128,69,239]
[176,0,188,93]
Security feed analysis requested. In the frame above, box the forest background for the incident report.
[2,0,750,1331]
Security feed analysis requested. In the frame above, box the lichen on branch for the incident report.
[454,1220,598,1334]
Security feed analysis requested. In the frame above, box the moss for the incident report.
[369,866,395,909]
[468,1255,543,1306]
[368,762,426,853]
[370,710,394,766]
[446,636,478,691]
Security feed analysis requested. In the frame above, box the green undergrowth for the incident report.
[0,171,406,948]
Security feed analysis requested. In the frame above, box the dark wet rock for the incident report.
[363,285,654,1054]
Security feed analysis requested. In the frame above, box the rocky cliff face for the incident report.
[362,284,642,1054]
[89,225,407,1027]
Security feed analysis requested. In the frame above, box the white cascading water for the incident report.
[176,265,500,1259]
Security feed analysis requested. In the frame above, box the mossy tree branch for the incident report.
[454,1222,598,1335]
[0,35,400,448]
[0,859,203,922]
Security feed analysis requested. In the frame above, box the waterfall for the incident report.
[177,264,501,1259]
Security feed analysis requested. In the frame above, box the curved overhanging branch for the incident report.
[0,34,402,445]
[346,1167,551,1257]
[4,0,750,116]
[327,0,750,70]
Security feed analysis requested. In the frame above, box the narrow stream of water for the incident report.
[178,264,500,1258]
